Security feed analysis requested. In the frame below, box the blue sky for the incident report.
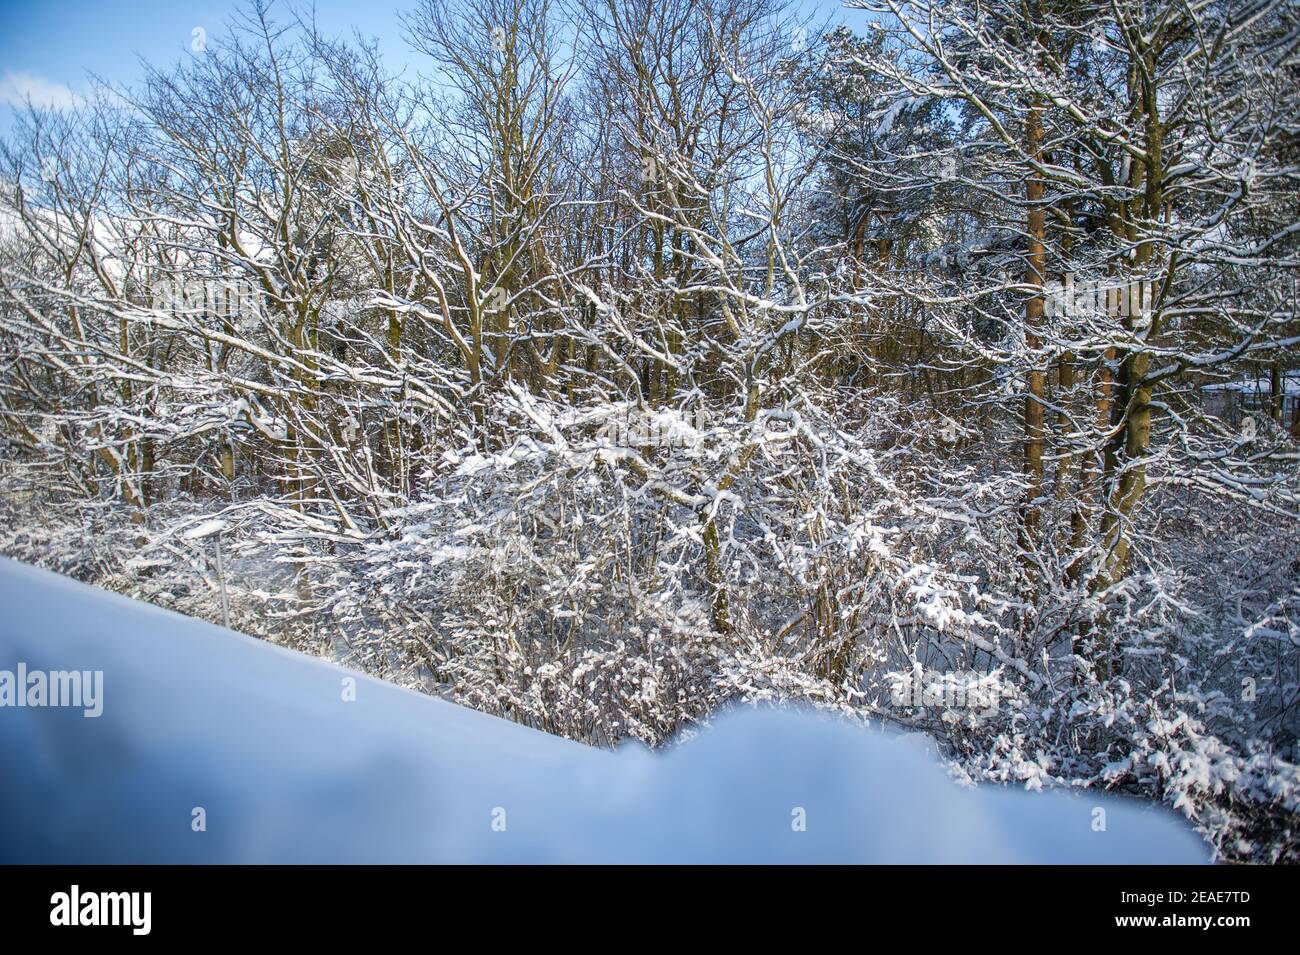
[0,0,859,132]
[0,0,413,120]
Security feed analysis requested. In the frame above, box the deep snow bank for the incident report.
[0,557,1206,863]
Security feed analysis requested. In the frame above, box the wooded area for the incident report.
[1,0,1297,860]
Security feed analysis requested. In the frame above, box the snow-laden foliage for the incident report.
[1,0,1298,861]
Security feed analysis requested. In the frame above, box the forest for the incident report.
[0,0,1297,861]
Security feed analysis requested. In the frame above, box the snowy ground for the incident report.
[0,557,1207,863]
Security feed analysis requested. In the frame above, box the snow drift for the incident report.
[0,557,1207,863]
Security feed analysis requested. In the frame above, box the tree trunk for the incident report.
[1020,100,1047,584]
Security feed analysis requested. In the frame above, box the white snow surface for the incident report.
[0,557,1207,863]
[178,518,228,540]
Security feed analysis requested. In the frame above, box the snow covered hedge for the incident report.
[2,384,1296,862]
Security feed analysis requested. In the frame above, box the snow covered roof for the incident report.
[0,557,1206,863]
[1201,374,1300,396]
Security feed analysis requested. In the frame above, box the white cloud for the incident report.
[0,70,83,111]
